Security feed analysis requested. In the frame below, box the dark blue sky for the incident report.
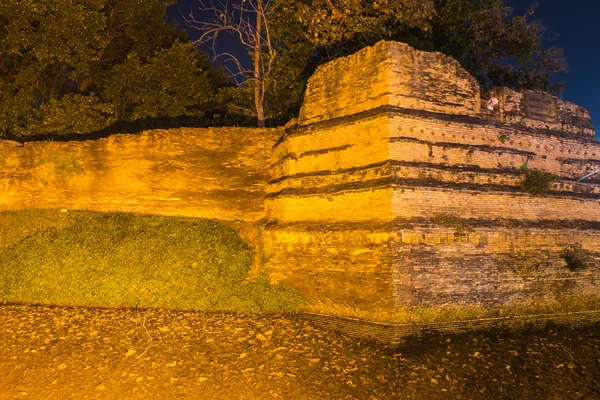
[168,0,599,132]
[511,0,599,134]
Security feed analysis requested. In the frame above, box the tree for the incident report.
[290,0,566,94]
[292,0,435,51]
[254,0,566,123]
[185,0,281,127]
[0,0,110,137]
[263,0,436,118]
[0,0,217,138]
[103,42,213,122]
[422,0,567,94]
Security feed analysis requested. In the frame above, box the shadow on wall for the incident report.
[1,114,286,143]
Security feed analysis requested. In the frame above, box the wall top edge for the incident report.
[0,126,283,146]
[297,40,594,138]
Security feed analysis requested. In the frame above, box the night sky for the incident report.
[511,0,600,135]
[167,0,599,133]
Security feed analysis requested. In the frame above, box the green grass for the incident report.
[0,210,304,312]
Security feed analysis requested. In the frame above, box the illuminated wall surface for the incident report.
[0,127,279,222]
[263,41,600,315]
[1,41,599,326]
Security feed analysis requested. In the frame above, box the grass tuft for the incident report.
[520,168,555,195]
[431,213,473,234]
[560,245,591,271]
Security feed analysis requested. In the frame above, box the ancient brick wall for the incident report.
[263,40,600,324]
[298,41,481,126]
[2,39,600,337]
[484,87,595,136]
[0,127,280,223]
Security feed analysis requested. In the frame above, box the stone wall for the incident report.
[2,40,600,340]
[299,41,481,126]
[0,127,280,223]
[485,87,595,136]
[263,40,600,325]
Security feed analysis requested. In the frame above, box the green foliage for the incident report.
[0,210,304,312]
[276,0,566,110]
[292,0,435,49]
[520,168,555,195]
[561,245,591,272]
[26,94,115,136]
[216,86,257,119]
[104,42,214,121]
[430,0,567,94]
[0,0,217,138]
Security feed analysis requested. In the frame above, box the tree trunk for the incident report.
[254,0,265,128]
[256,103,265,127]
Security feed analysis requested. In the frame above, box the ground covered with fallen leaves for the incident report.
[0,304,599,399]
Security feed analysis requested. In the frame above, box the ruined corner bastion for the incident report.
[261,41,600,338]
[1,40,600,341]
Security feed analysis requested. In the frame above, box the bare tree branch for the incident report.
[184,0,279,127]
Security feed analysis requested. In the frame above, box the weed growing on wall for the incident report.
[275,149,297,163]
[426,141,434,158]
[0,210,304,312]
[561,245,592,271]
[520,166,555,195]
[431,213,473,234]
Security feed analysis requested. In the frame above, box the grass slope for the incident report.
[0,210,303,312]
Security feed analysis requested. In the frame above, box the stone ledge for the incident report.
[266,176,600,201]
[284,104,599,144]
[298,310,600,345]
[265,218,600,232]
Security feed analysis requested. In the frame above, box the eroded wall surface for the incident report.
[263,40,600,316]
[0,127,280,223]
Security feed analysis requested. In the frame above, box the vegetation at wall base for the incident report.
[301,300,487,324]
[0,210,304,313]
[303,297,600,324]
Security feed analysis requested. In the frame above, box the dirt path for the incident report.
[1,304,599,399]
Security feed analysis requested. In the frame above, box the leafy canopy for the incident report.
[0,0,217,138]
[257,0,568,122]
